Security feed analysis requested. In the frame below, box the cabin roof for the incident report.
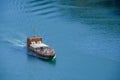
[27,36,42,42]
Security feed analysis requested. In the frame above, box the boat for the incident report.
[27,36,56,60]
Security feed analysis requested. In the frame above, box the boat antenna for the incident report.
[33,26,37,37]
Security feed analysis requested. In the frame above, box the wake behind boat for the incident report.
[27,36,56,60]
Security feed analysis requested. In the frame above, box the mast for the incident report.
[33,26,36,37]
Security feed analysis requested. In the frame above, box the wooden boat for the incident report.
[27,36,56,60]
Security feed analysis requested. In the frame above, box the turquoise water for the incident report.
[0,0,120,80]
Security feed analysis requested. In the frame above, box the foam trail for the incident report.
[12,39,26,47]
[3,38,26,48]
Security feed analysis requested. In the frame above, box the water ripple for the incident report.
[25,0,61,20]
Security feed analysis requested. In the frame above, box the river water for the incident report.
[0,0,120,80]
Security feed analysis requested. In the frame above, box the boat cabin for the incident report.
[27,36,42,48]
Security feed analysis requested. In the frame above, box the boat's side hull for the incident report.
[27,47,56,60]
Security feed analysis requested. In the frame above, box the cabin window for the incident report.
[31,41,36,44]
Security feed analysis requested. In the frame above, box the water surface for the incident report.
[0,0,120,80]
